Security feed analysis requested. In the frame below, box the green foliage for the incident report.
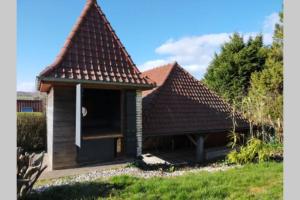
[227,138,283,165]
[167,165,176,173]
[31,162,283,200]
[17,112,46,152]
[203,12,283,142]
[203,33,267,103]
[245,12,283,141]
[227,131,243,149]
[17,147,47,200]
[247,65,283,121]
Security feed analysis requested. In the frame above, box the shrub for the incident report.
[17,112,46,152]
[227,138,283,165]
[17,147,47,199]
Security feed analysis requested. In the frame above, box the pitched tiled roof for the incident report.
[142,63,174,97]
[142,62,249,136]
[37,0,155,91]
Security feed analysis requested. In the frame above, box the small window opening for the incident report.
[21,107,33,112]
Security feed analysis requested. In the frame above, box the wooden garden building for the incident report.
[37,0,248,170]
[37,0,155,170]
[141,62,249,162]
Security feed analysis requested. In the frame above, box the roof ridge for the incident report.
[37,1,156,91]
[142,62,249,136]
[197,80,234,111]
[86,0,97,3]
[141,61,177,88]
[160,62,177,85]
[142,61,177,74]
[169,64,247,121]
[174,64,236,113]
[141,62,177,101]
[39,0,143,77]
[143,62,235,112]
[39,1,94,76]
[93,3,141,75]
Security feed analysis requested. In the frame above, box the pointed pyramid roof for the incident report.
[37,0,155,92]
[141,62,249,136]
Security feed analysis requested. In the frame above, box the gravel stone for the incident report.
[34,164,238,193]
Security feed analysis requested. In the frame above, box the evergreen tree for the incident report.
[203,33,267,104]
[246,12,283,141]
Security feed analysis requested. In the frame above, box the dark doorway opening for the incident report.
[77,88,124,164]
[82,89,121,137]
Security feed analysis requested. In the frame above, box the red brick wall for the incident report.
[17,100,44,112]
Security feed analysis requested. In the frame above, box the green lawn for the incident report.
[29,162,283,200]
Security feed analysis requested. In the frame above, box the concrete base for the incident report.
[40,157,134,180]
[142,153,170,165]
[205,146,231,160]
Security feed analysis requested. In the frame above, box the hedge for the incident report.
[17,112,46,152]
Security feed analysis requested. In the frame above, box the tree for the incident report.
[246,12,283,141]
[203,33,267,104]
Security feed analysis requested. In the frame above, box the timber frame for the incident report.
[46,84,144,170]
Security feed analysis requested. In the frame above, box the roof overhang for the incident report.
[37,76,156,92]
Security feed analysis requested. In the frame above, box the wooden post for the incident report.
[136,90,143,157]
[75,84,81,148]
[196,135,205,163]
[46,88,54,170]
[124,90,138,157]
[120,90,124,154]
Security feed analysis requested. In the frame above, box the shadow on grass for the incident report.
[27,181,127,200]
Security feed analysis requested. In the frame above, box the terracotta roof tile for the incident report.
[38,0,154,90]
[142,62,249,136]
[141,62,175,97]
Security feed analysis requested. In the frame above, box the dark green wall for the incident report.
[124,90,137,157]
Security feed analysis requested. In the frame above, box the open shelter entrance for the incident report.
[82,89,121,139]
[77,88,124,164]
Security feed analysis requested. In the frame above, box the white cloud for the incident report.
[155,34,230,56]
[262,33,273,46]
[263,12,280,33]
[139,33,231,79]
[139,59,171,72]
[17,81,36,92]
[262,12,280,44]
[138,12,280,79]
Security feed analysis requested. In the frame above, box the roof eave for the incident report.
[37,76,155,92]
[36,76,42,91]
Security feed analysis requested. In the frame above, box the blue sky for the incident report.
[17,0,282,91]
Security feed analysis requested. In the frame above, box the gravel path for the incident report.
[34,164,239,192]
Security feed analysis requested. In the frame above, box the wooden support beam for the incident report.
[186,134,197,146]
[82,133,123,140]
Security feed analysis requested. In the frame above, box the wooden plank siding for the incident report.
[47,86,142,170]
[17,100,44,112]
[51,86,77,169]
[124,90,137,157]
